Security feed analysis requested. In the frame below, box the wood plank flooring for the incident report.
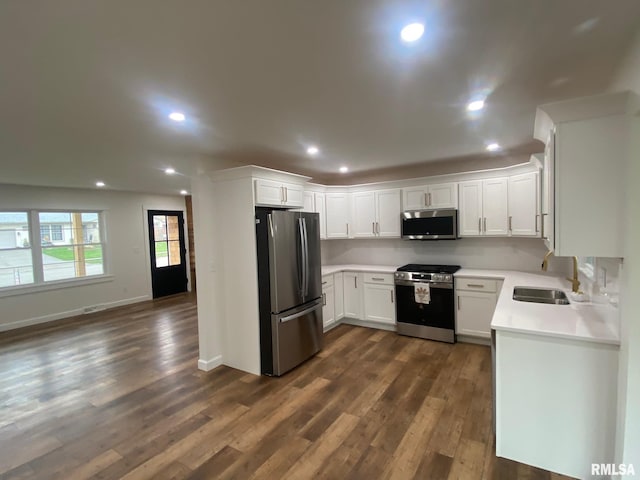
[0,294,574,480]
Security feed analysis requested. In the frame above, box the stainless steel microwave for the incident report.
[401,209,458,240]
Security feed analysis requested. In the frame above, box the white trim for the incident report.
[0,274,115,298]
[198,355,223,371]
[457,334,491,346]
[0,294,150,332]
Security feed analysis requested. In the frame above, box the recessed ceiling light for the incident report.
[400,23,425,43]
[180,190,188,195]
[95,181,105,187]
[168,112,186,122]
[306,145,320,156]
[165,167,176,175]
[467,100,485,112]
[486,143,501,152]
[339,166,349,173]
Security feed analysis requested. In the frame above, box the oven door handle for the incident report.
[394,280,453,289]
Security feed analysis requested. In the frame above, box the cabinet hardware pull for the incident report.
[483,217,487,233]
[391,290,394,303]
[281,186,285,203]
[508,216,512,232]
[346,223,349,236]
[322,281,327,285]
[428,192,432,206]
[322,293,326,306]
[467,284,484,288]
[535,214,540,233]
[355,276,357,288]
[376,222,380,235]
[372,277,384,281]
[372,222,375,235]
[478,218,482,233]
[424,192,428,206]
[285,187,288,203]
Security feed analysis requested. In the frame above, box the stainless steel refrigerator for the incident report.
[255,208,323,376]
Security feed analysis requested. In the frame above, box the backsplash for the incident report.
[321,237,571,274]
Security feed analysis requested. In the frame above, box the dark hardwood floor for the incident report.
[0,294,572,480]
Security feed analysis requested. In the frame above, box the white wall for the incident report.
[610,28,640,468]
[0,184,187,330]
[322,237,569,273]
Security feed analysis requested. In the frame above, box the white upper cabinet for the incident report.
[325,193,351,239]
[315,193,327,240]
[459,178,508,236]
[255,179,304,208]
[352,192,377,237]
[541,136,555,250]
[302,191,315,213]
[376,189,401,237]
[403,182,458,210]
[483,178,509,236]
[508,172,540,237]
[534,91,632,257]
[351,189,401,238]
[458,181,483,236]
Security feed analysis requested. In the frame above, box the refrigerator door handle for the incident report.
[268,213,275,237]
[298,218,306,296]
[302,217,309,297]
[280,301,321,323]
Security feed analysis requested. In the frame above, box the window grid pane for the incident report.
[155,241,168,268]
[168,240,181,266]
[0,212,34,287]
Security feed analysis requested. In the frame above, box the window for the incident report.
[0,210,106,291]
[40,212,104,282]
[152,214,182,268]
[0,212,34,288]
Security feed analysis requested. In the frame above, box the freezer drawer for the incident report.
[270,299,323,376]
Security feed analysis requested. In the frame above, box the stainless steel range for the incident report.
[394,264,461,343]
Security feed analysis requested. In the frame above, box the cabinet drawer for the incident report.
[322,274,334,288]
[363,273,394,285]
[456,277,498,293]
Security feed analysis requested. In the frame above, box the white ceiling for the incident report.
[0,1,638,194]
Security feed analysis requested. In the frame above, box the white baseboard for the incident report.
[198,355,223,371]
[0,295,151,332]
[341,318,397,332]
[456,334,491,346]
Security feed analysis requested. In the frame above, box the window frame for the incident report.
[0,209,111,297]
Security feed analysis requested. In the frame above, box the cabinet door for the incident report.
[542,132,555,250]
[322,285,335,328]
[351,191,377,238]
[334,272,344,320]
[376,189,401,237]
[363,283,395,325]
[482,178,509,235]
[254,179,284,206]
[315,193,327,240]
[343,272,363,319]
[428,182,458,209]
[508,172,539,237]
[282,182,304,208]
[302,191,315,213]
[456,291,496,338]
[403,186,428,210]
[458,181,483,236]
[325,193,350,239]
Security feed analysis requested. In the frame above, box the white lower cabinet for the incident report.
[455,277,500,339]
[343,271,363,319]
[334,272,344,321]
[322,274,335,329]
[363,282,395,325]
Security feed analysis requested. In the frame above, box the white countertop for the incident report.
[321,264,398,276]
[456,268,620,346]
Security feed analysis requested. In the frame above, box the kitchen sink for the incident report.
[512,287,570,305]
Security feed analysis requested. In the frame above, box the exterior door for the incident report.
[147,210,187,298]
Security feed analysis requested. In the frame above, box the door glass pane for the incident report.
[167,216,180,241]
[168,240,181,266]
[155,241,168,267]
[0,212,34,287]
[153,215,167,242]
